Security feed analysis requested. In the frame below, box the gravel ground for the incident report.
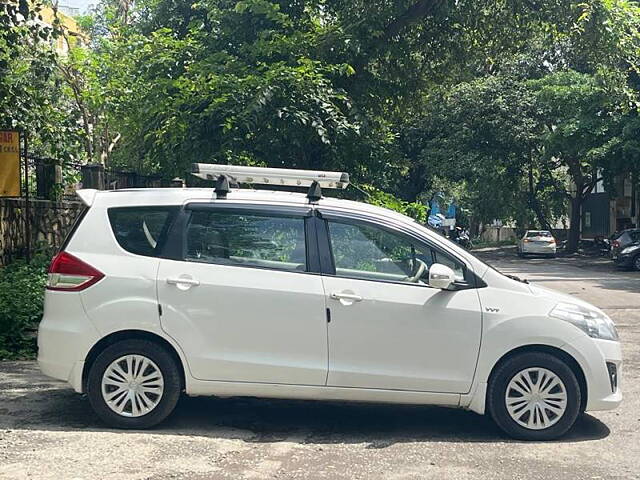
[1,249,638,479]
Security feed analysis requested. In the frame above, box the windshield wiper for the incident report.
[504,274,529,284]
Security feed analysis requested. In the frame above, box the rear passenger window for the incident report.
[185,210,307,272]
[108,207,177,257]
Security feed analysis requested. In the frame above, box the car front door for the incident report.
[318,212,482,393]
[157,203,328,385]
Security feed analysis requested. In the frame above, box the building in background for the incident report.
[582,174,638,238]
[39,5,86,55]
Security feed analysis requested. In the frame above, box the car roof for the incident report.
[81,187,419,224]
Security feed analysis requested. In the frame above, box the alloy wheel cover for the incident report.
[101,354,165,418]
[504,367,568,430]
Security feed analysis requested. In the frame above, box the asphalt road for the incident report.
[1,248,639,479]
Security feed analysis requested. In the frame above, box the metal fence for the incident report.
[0,156,185,264]
[27,156,183,200]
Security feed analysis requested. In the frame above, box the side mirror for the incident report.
[429,263,456,290]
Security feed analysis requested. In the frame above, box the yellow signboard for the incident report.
[0,131,20,197]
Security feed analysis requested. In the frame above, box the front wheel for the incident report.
[87,339,182,429]
[488,352,581,440]
[633,254,640,271]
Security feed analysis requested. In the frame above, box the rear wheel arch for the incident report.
[82,330,186,393]
[486,344,588,413]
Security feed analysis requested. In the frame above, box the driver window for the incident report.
[328,220,464,284]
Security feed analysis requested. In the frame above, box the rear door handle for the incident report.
[330,292,363,302]
[166,277,200,286]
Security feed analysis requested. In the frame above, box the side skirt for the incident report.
[186,379,461,407]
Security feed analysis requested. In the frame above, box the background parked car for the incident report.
[517,230,556,257]
[611,229,640,271]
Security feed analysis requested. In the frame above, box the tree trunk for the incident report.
[527,161,554,234]
[566,195,582,253]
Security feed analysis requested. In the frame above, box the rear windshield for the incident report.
[526,231,552,238]
[108,207,178,257]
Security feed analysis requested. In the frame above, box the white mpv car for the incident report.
[38,164,621,440]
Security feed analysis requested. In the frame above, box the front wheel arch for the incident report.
[82,330,186,394]
[486,344,588,413]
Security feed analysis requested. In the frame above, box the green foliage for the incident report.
[359,184,427,223]
[3,0,640,249]
[0,1,83,162]
[0,254,50,360]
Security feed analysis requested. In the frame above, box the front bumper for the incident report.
[562,335,622,412]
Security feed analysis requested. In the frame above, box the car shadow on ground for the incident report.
[0,362,610,446]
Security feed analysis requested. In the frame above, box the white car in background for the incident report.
[37,165,620,441]
[518,230,557,258]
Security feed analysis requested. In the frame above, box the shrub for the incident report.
[359,184,427,223]
[0,254,50,359]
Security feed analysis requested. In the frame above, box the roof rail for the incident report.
[191,163,349,202]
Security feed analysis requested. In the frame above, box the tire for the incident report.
[633,254,640,272]
[87,339,182,429]
[487,352,581,441]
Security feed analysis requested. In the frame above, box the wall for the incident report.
[479,226,518,243]
[0,198,84,265]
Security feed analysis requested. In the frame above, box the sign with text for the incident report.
[0,131,20,197]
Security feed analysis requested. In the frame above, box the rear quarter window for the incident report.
[108,207,178,257]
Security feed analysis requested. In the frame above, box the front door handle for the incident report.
[166,277,200,287]
[330,292,363,302]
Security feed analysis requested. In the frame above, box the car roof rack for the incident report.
[191,163,349,203]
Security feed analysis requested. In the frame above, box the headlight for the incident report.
[549,302,619,341]
[621,245,639,255]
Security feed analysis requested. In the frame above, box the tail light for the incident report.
[47,251,105,291]
[612,240,620,248]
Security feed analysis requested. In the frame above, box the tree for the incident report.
[0,0,82,163]
[78,0,628,183]
[394,75,568,231]
[532,70,633,251]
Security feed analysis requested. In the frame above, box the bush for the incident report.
[359,184,427,223]
[0,254,50,359]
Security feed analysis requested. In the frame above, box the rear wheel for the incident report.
[87,339,181,429]
[633,254,640,271]
[488,352,581,440]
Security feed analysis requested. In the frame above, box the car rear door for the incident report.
[157,203,328,385]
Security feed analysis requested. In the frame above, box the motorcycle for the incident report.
[452,227,473,250]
